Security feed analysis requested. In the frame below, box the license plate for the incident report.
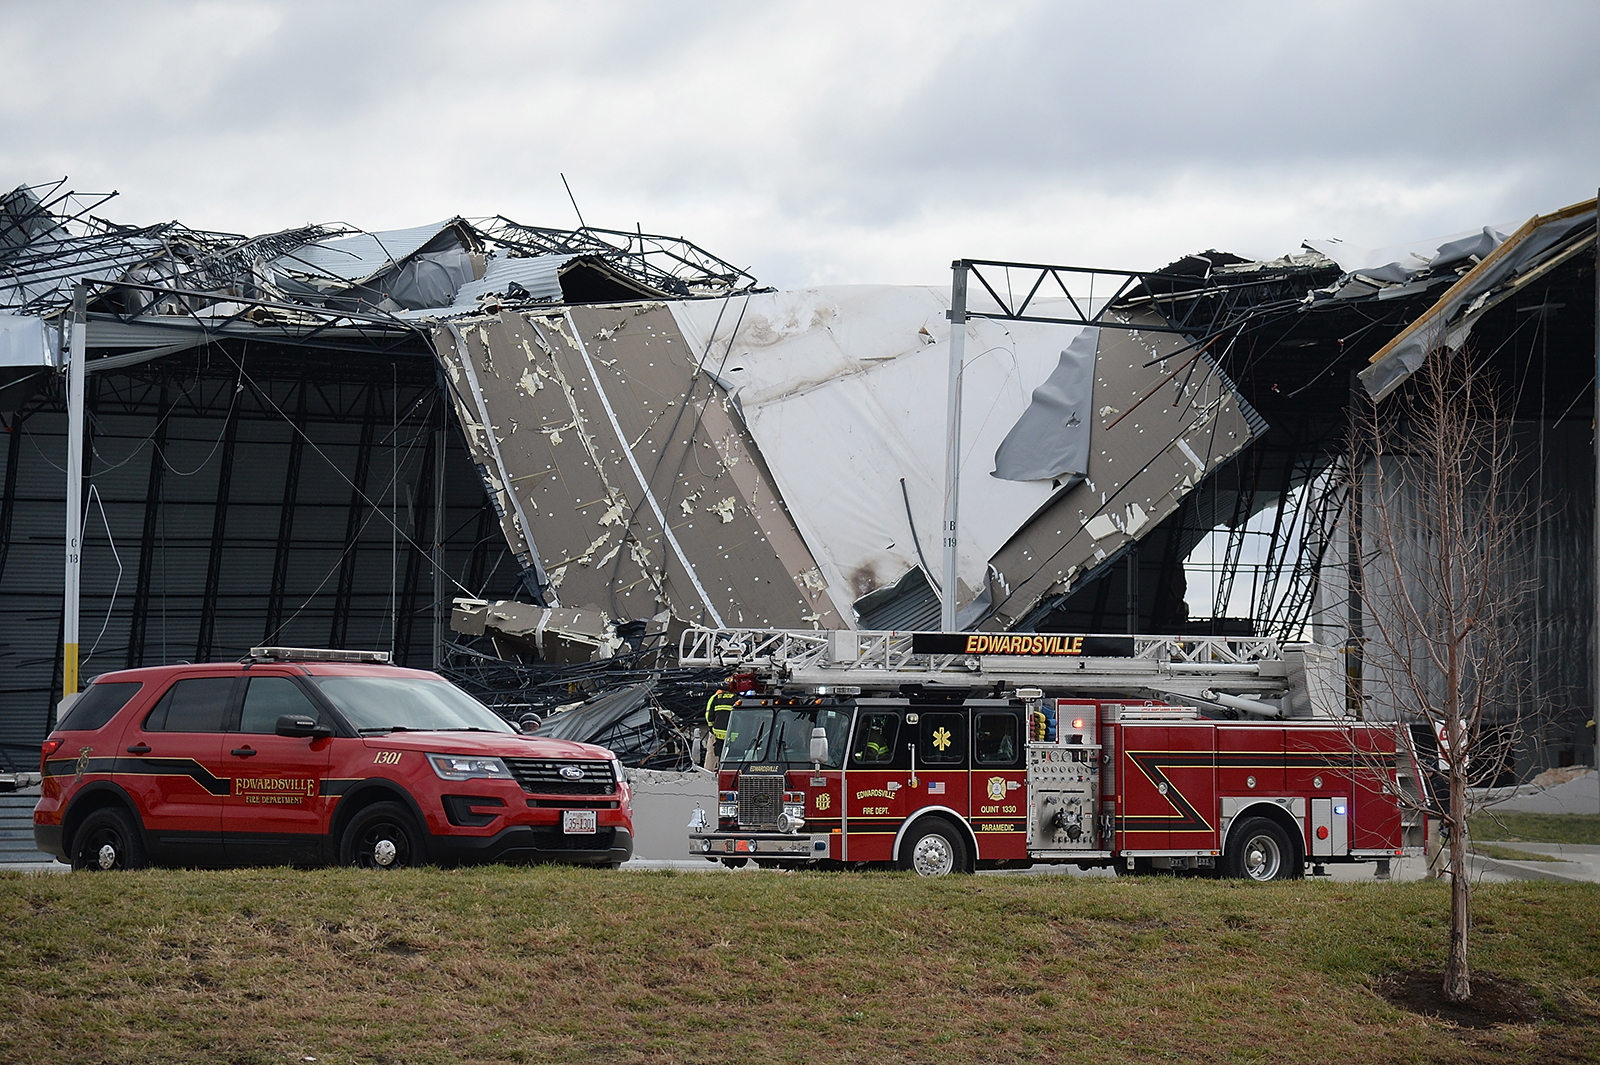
[562,810,597,834]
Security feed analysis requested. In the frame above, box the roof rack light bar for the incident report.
[248,646,392,664]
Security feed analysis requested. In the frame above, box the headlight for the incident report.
[612,759,627,784]
[427,753,513,781]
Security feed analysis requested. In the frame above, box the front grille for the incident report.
[503,758,618,795]
[738,773,784,829]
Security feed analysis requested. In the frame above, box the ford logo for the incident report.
[559,765,585,780]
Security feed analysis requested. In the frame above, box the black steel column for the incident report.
[330,382,379,649]
[126,382,170,667]
[431,425,445,670]
[195,379,242,662]
[0,422,21,587]
[1089,568,1113,631]
[264,379,307,643]
[466,502,496,595]
[1125,542,1139,634]
[1151,495,1190,632]
[394,426,436,663]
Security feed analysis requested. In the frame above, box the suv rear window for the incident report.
[56,681,143,732]
[143,678,235,733]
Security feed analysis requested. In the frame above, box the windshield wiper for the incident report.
[738,718,770,764]
[357,726,421,734]
[772,716,791,766]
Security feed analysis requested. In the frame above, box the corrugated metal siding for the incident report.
[451,255,571,307]
[1340,418,1595,777]
[0,347,518,757]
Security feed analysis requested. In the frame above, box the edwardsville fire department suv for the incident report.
[34,647,632,871]
[685,628,1425,879]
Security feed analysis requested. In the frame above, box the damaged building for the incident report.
[1,177,1595,778]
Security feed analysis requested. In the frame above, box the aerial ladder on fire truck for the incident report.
[679,628,1338,715]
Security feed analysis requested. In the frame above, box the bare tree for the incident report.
[1353,341,1532,1004]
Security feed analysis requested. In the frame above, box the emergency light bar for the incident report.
[247,647,392,664]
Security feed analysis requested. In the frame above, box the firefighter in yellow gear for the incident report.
[704,687,738,765]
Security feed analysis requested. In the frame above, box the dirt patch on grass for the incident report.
[1377,969,1543,1028]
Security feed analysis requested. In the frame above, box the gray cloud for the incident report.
[4,0,1597,287]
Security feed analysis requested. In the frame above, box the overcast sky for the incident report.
[6,0,1598,289]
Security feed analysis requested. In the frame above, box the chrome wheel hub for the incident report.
[96,843,117,870]
[372,839,398,867]
[1244,835,1281,880]
[911,835,954,876]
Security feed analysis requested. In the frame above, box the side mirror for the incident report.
[276,714,332,739]
[809,727,829,767]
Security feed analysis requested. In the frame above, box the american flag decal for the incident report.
[928,781,945,794]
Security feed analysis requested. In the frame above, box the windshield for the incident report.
[723,706,851,768]
[312,677,515,734]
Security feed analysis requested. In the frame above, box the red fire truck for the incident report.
[684,629,1424,879]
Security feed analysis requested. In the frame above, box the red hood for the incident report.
[361,731,616,761]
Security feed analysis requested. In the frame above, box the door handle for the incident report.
[126,744,151,754]
[886,781,902,792]
[230,747,258,758]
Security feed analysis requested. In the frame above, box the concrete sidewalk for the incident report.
[1467,842,1600,885]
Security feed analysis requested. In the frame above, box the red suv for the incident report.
[34,648,633,871]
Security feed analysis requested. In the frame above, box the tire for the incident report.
[71,807,147,871]
[1224,817,1296,882]
[898,818,969,877]
[340,802,424,870]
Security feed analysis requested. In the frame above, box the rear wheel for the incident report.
[899,819,968,877]
[340,802,424,869]
[72,807,147,871]
[1224,817,1295,882]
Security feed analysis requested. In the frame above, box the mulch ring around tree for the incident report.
[1376,969,1544,1028]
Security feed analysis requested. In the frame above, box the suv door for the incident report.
[119,675,237,862]
[223,673,336,865]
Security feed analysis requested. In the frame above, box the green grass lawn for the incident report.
[1469,812,1600,845]
[2,866,1597,1065]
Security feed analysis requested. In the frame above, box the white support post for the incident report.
[63,283,86,698]
[941,261,969,633]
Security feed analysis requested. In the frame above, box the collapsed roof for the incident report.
[4,179,1594,648]
[0,179,763,411]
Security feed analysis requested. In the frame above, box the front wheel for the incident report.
[340,802,424,869]
[1224,817,1297,882]
[72,807,147,871]
[899,819,969,877]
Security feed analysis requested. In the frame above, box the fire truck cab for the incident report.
[684,629,1424,879]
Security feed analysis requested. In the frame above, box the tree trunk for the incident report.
[1445,770,1471,1003]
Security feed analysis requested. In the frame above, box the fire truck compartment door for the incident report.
[1310,796,1349,857]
